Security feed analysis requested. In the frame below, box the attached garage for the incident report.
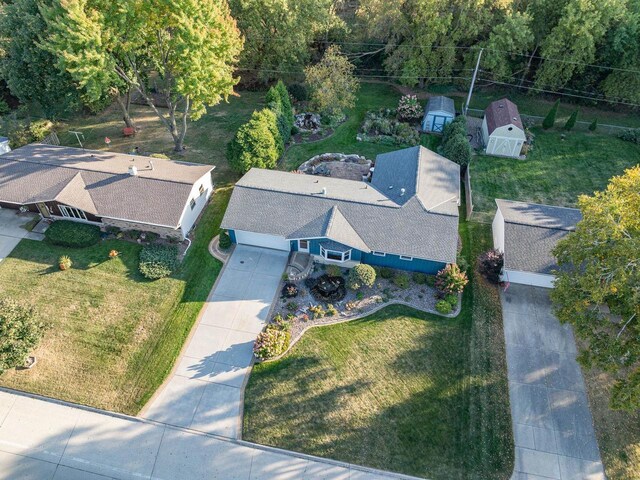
[232,230,291,251]
[482,99,526,158]
[422,96,455,133]
[492,199,582,288]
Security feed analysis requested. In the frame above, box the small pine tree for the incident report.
[589,118,598,132]
[564,109,578,131]
[542,100,560,129]
[227,109,282,174]
[275,81,294,130]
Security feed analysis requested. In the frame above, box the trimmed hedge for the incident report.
[138,244,178,280]
[45,220,101,248]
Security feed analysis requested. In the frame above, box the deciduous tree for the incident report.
[551,166,640,410]
[0,298,45,374]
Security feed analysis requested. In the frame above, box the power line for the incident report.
[237,67,476,80]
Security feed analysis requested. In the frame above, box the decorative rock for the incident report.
[295,112,322,132]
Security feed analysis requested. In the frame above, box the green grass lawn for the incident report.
[58,93,263,186]
[470,127,640,215]
[0,189,230,414]
[281,82,439,171]
[243,220,513,479]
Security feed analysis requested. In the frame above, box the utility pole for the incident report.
[464,48,483,116]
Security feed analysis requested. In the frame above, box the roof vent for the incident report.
[128,165,138,176]
[388,185,393,190]
[498,104,504,108]
[321,187,327,195]
[513,117,517,121]
[400,188,406,196]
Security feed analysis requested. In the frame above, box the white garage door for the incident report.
[234,230,291,251]
[502,269,555,288]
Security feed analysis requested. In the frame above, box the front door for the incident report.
[36,203,50,218]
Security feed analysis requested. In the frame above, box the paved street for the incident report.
[502,284,605,480]
[141,245,289,439]
[0,389,408,480]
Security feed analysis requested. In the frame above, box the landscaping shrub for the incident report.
[397,94,424,121]
[125,229,142,240]
[286,301,298,312]
[379,267,394,279]
[618,128,640,145]
[542,100,559,129]
[442,116,466,144]
[326,265,342,277]
[45,220,100,248]
[425,275,437,287]
[253,324,291,361]
[393,272,410,289]
[412,272,427,284]
[564,109,578,131]
[227,108,282,173]
[282,283,299,298]
[309,304,326,319]
[347,264,376,290]
[105,226,121,236]
[393,121,420,146]
[435,264,468,294]
[58,255,72,271]
[271,313,291,331]
[445,294,458,307]
[443,134,472,167]
[0,298,45,374]
[219,231,231,250]
[266,80,293,144]
[144,232,159,243]
[589,118,598,132]
[326,304,338,316]
[8,119,55,149]
[138,244,178,280]
[435,299,453,315]
[478,249,504,284]
[456,255,469,273]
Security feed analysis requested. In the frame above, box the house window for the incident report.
[298,239,309,251]
[199,184,205,196]
[190,198,196,210]
[59,205,87,220]
[320,245,351,263]
[399,255,413,261]
[372,251,386,257]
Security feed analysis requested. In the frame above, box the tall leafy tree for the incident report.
[481,11,534,81]
[305,45,359,120]
[551,166,640,410]
[0,0,82,118]
[229,0,341,84]
[43,0,243,151]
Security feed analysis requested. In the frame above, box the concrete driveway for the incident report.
[502,284,605,480]
[0,209,44,262]
[0,389,409,480]
[142,245,289,439]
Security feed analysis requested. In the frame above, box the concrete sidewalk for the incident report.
[0,389,409,480]
[142,245,288,439]
[502,284,605,480]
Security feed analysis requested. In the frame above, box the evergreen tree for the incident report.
[542,100,560,129]
[227,109,282,173]
[564,109,579,130]
[589,118,598,132]
[265,81,293,143]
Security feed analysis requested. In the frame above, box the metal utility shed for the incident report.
[422,96,455,133]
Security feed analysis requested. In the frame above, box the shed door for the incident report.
[431,115,447,133]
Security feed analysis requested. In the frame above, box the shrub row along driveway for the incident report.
[141,245,288,439]
[502,284,605,479]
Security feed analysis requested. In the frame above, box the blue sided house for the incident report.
[221,146,460,275]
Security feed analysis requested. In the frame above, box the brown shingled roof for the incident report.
[485,98,523,135]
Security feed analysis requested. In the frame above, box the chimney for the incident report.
[321,187,327,195]
[400,188,406,196]
[128,165,138,176]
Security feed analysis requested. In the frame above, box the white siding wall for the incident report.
[178,172,214,238]
[486,124,526,158]
[501,269,555,288]
[492,208,505,252]
[481,117,489,146]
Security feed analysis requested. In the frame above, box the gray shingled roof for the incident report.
[372,146,460,214]
[497,200,582,274]
[0,144,213,227]
[222,147,461,263]
[426,96,455,116]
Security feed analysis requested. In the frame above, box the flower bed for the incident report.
[266,265,461,355]
[357,108,420,146]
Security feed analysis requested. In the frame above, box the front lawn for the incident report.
[243,222,513,479]
[0,189,231,414]
[470,128,640,215]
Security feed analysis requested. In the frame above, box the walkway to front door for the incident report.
[141,245,288,439]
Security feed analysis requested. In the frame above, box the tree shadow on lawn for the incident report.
[244,306,513,480]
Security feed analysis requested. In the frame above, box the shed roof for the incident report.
[0,143,213,227]
[496,199,581,274]
[426,96,455,116]
[485,98,524,135]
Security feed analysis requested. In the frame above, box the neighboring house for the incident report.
[222,146,461,275]
[422,96,455,133]
[492,199,582,288]
[0,143,214,240]
[482,99,526,158]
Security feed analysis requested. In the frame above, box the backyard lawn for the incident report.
[0,189,231,414]
[243,221,513,479]
[470,128,640,217]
